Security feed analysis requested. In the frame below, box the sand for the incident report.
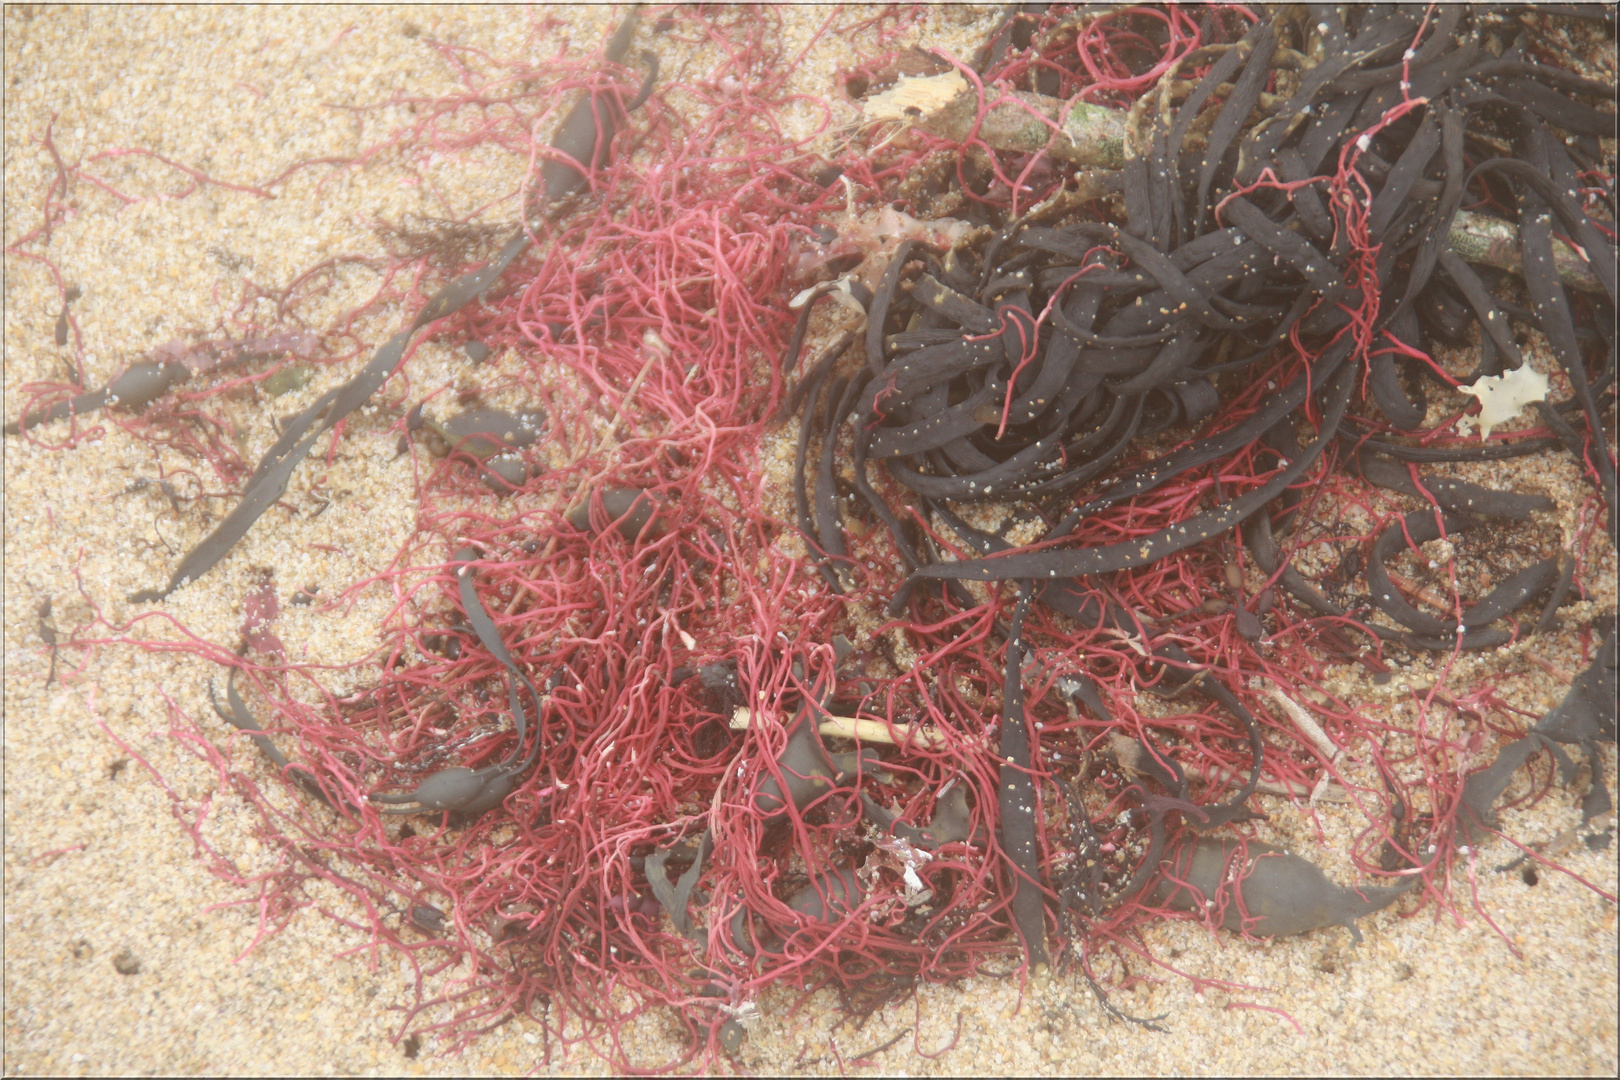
[3,6,1616,1076]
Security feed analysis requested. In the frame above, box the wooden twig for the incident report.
[1263,687,1344,807]
[730,706,946,750]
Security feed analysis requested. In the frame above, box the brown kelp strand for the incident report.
[122,12,653,604]
[3,360,188,435]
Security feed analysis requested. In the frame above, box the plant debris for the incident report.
[11,5,1614,1069]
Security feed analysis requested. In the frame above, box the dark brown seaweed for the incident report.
[4,361,187,435]
[1152,838,1418,944]
[130,10,653,603]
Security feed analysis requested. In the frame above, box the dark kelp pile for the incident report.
[8,4,1616,1069]
[790,2,1615,970]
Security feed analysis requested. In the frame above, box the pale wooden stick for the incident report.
[863,71,1126,168]
[1264,688,1344,807]
[1265,688,1339,761]
[730,706,946,750]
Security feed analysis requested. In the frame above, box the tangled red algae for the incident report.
[60,7,1007,1067]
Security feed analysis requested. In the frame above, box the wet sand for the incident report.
[4,7,1616,1075]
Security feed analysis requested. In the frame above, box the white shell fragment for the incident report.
[861,70,971,123]
[1454,364,1550,440]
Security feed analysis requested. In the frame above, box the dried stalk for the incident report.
[864,72,1126,168]
[730,706,946,750]
[1264,688,1345,807]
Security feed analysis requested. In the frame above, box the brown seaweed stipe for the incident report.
[3,360,188,435]
[1151,838,1420,945]
[365,549,543,817]
[121,10,656,605]
[209,670,336,809]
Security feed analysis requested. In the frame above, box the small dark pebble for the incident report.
[427,407,544,460]
[566,487,660,540]
[54,285,79,347]
[112,948,141,975]
[1520,866,1539,886]
[718,1019,746,1054]
[464,340,490,363]
[478,453,531,493]
[289,586,318,606]
[1587,829,1613,851]
[402,1035,422,1060]
[68,939,93,960]
[410,903,446,933]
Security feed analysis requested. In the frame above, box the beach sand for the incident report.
[4,6,1616,1075]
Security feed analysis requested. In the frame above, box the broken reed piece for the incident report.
[729,705,946,750]
[1448,210,1602,294]
[862,69,1127,168]
[1261,686,1344,807]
